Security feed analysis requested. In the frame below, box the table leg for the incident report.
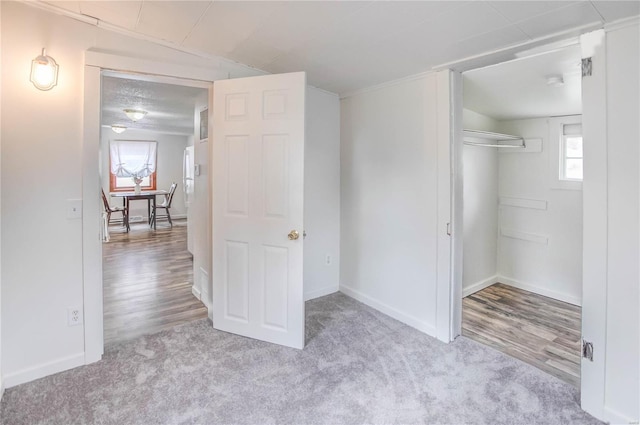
[147,199,151,224]
[125,197,130,232]
[153,197,157,230]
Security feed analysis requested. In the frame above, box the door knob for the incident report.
[288,230,300,240]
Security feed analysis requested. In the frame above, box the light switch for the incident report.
[67,199,82,219]
[194,164,201,176]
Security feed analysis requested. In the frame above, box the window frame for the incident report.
[548,115,582,191]
[109,140,158,192]
[560,134,583,182]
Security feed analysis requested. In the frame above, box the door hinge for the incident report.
[582,339,594,361]
[582,57,593,77]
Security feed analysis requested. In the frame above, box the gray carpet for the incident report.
[1,293,601,425]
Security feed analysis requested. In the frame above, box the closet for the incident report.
[460,44,584,387]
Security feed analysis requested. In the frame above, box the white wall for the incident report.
[101,129,189,220]
[191,91,211,307]
[0,1,261,387]
[340,74,440,335]
[304,87,340,301]
[495,117,583,305]
[462,109,499,295]
[602,22,639,423]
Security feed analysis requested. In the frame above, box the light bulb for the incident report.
[30,48,59,91]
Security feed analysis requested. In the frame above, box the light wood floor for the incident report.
[103,219,207,346]
[462,283,581,387]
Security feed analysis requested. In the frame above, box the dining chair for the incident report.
[101,189,127,228]
[151,182,177,228]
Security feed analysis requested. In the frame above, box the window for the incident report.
[109,140,157,191]
[549,116,582,191]
[561,123,583,181]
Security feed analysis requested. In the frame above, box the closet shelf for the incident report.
[463,129,526,148]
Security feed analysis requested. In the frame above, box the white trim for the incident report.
[83,54,220,370]
[199,267,210,309]
[308,85,340,98]
[339,71,433,100]
[449,71,464,340]
[603,406,638,425]
[3,353,85,389]
[462,276,499,298]
[83,65,104,365]
[191,286,201,301]
[339,284,438,337]
[500,197,548,210]
[435,69,454,343]
[433,22,599,72]
[86,51,229,84]
[304,285,339,301]
[498,276,582,306]
[501,227,549,245]
[604,15,640,33]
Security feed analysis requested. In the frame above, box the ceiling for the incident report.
[102,76,206,135]
[45,1,639,95]
[464,44,582,120]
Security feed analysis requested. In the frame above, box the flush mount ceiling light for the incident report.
[30,48,59,91]
[546,75,564,87]
[111,125,127,134]
[123,108,147,122]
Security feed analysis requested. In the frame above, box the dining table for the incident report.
[110,189,168,231]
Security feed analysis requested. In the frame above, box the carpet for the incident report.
[0,293,601,424]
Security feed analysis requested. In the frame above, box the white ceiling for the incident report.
[102,76,205,135]
[464,44,582,120]
[45,1,639,95]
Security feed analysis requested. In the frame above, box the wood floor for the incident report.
[462,283,581,387]
[103,219,207,346]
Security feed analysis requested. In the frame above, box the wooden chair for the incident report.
[151,183,177,228]
[101,189,127,228]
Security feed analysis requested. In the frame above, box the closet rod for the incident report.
[463,141,526,148]
[463,129,526,148]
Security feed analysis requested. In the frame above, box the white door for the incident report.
[212,72,306,349]
[579,29,609,420]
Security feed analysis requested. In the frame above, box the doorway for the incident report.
[98,72,210,346]
[458,44,584,386]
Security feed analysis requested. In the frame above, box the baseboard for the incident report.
[192,285,201,300]
[603,405,637,424]
[3,353,85,389]
[498,275,582,306]
[304,285,339,301]
[462,275,498,297]
[339,284,437,337]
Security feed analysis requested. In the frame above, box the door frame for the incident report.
[442,31,609,422]
[82,51,223,363]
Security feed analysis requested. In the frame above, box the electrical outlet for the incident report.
[326,255,331,265]
[67,307,83,326]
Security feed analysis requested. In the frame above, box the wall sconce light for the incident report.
[30,48,59,91]
[123,109,147,122]
[111,125,127,134]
